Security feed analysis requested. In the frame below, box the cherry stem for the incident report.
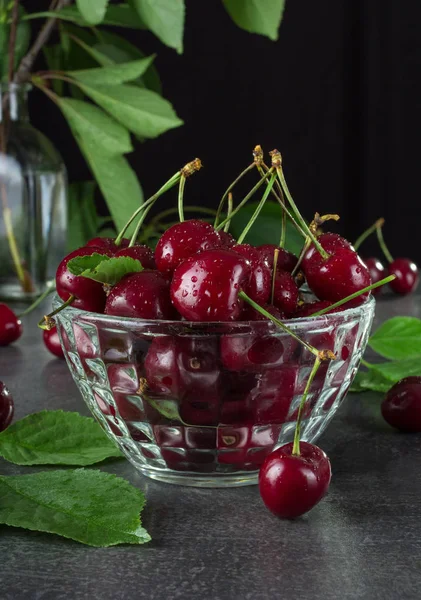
[177,175,186,222]
[150,206,217,225]
[216,169,272,232]
[236,172,277,244]
[18,282,56,318]
[311,274,396,316]
[214,163,255,228]
[354,218,385,251]
[224,192,233,233]
[292,356,321,456]
[274,160,329,259]
[376,224,394,264]
[239,290,320,358]
[279,204,287,248]
[291,237,311,277]
[129,202,155,247]
[38,294,75,330]
[270,248,279,305]
[115,173,181,246]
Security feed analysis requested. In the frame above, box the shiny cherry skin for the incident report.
[221,333,288,372]
[258,244,298,273]
[254,366,298,424]
[364,258,386,296]
[86,237,130,253]
[0,381,14,432]
[0,304,22,346]
[302,232,353,272]
[43,327,65,359]
[155,220,222,275]
[219,231,236,248]
[381,376,421,432]
[259,441,331,519]
[304,246,371,304]
[272,270,299,316]
[105,271,177,319]
[56,246,113,312]
[114,245,156,269]
[388,258,419,295]
[171,249,251,321]
[233,244,271,304]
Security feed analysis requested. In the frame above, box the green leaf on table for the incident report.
[222,0,286,41]
[229,201,304,256]
[79,82,183,139]
[0,410,122,466]
[67,253,111,276]
[0,469,150,547]
[130,0,185,53]
[68,56,155,86]
[350,369,392,394]
[76,0,109,25]
[81,256,144,285]
[371,357,421,382]
[58,97,133,155]
[67,181,99,251]
[368,317,421,360]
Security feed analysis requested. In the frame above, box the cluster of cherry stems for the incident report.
[1,147,420,519]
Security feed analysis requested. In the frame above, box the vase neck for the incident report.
[0,83,30,123]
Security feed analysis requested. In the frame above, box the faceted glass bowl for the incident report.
[54,295,375,487]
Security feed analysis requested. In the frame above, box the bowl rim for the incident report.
[52,293,375,329]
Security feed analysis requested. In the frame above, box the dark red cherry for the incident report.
[364,258,386,296]
[155,220,221,275]
[259,441,331,519]
[233,244,271,304]
[302,232,353,272]
[145,337,180,397]
[241,303,284,321]
[219,230,236,248]
[171,249,251,322]
[258,244,298,273]
[43,327,64,359]
[86,237,130,252]
[295,301,333,318]
[388,258,419,295]
[0,303,22,346]
[272,270,299,316]
[105,271,177,319]
[254,365,298,424]
[381,376,421,432]
[304,246,371,304]
[107,363,145,421]
[56,246,113,312]
[114,245,156,269]
[0,381,14,432]
[221,334,289,372]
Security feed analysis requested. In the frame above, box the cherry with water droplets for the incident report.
[381,376,421,432]
[233,244,271,304]
[105,271,177,319]
[257,244,298,273]
[388,258,419,295]
[43,327,65,359]
[0,381,14,432]
[259,441,331,519]
[114,244,156,269]
[272,270,299,316]
[0,303,22,346]
[85,237,130,253]
[155,220,221,275]
[56,246,113,312]
[219,230,236,248]
[364,258,386,296]
[171,249,251,321]
[302,232,353,272]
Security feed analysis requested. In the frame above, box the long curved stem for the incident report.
[224,192,233,233]
[129,203,155,247]
[177,175,186,223]
[214,163,255,228]
[292,357,321,456]
[38,294,75,330]
[236,172,276,244]
[354,218,385,251]
[376,224,394,264]
[19,282,56,318]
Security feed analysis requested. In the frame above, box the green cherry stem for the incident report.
[236,172,277,244]
[311,274,396,317]
[279,203,287,249]
[270,248,280,305]
[129,203,155,247]
[292,356,322,456]
[224,192,234,233]
[354,218,385,251]
[376,223,394,264]
[150,206,217,225]
[177,175,186,223]
[38,295,75,330]
[291,237,311,277]
[18,282,56,318]
[214,163,255,228]
[215,169,273,232]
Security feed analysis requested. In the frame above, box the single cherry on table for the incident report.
[0,303,22,346]
[364,258,386,296]
[381,376,421,432]
[43,327,65,359]
[0,381,14,432]
[388,258,419,296]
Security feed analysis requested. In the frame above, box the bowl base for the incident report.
[138,466,259,487]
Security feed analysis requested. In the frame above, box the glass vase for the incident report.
[0,83,67,301]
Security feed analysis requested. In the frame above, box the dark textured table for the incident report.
[1,294,421,600]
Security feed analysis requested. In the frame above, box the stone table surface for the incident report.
[1,294,421,600]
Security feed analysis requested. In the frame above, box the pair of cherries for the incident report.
[365,258,419,296]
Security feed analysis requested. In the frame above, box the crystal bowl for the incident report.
[53,295,375,487]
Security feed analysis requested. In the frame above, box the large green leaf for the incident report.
[76,0,109,25]
[67,181,100,251]
[68,56,155,86]
[130,0,185,53]
[368,317,421,361]
[230,201,304,256]
[58,97,133,155]
[223,0,286,41]
[79,82,183,138]
[0,469,150,547]
[0,410,122,466]
[24,4,145,29]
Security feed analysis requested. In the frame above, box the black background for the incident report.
[29,0,421,262]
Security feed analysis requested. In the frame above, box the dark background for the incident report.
[29,0,421,261]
